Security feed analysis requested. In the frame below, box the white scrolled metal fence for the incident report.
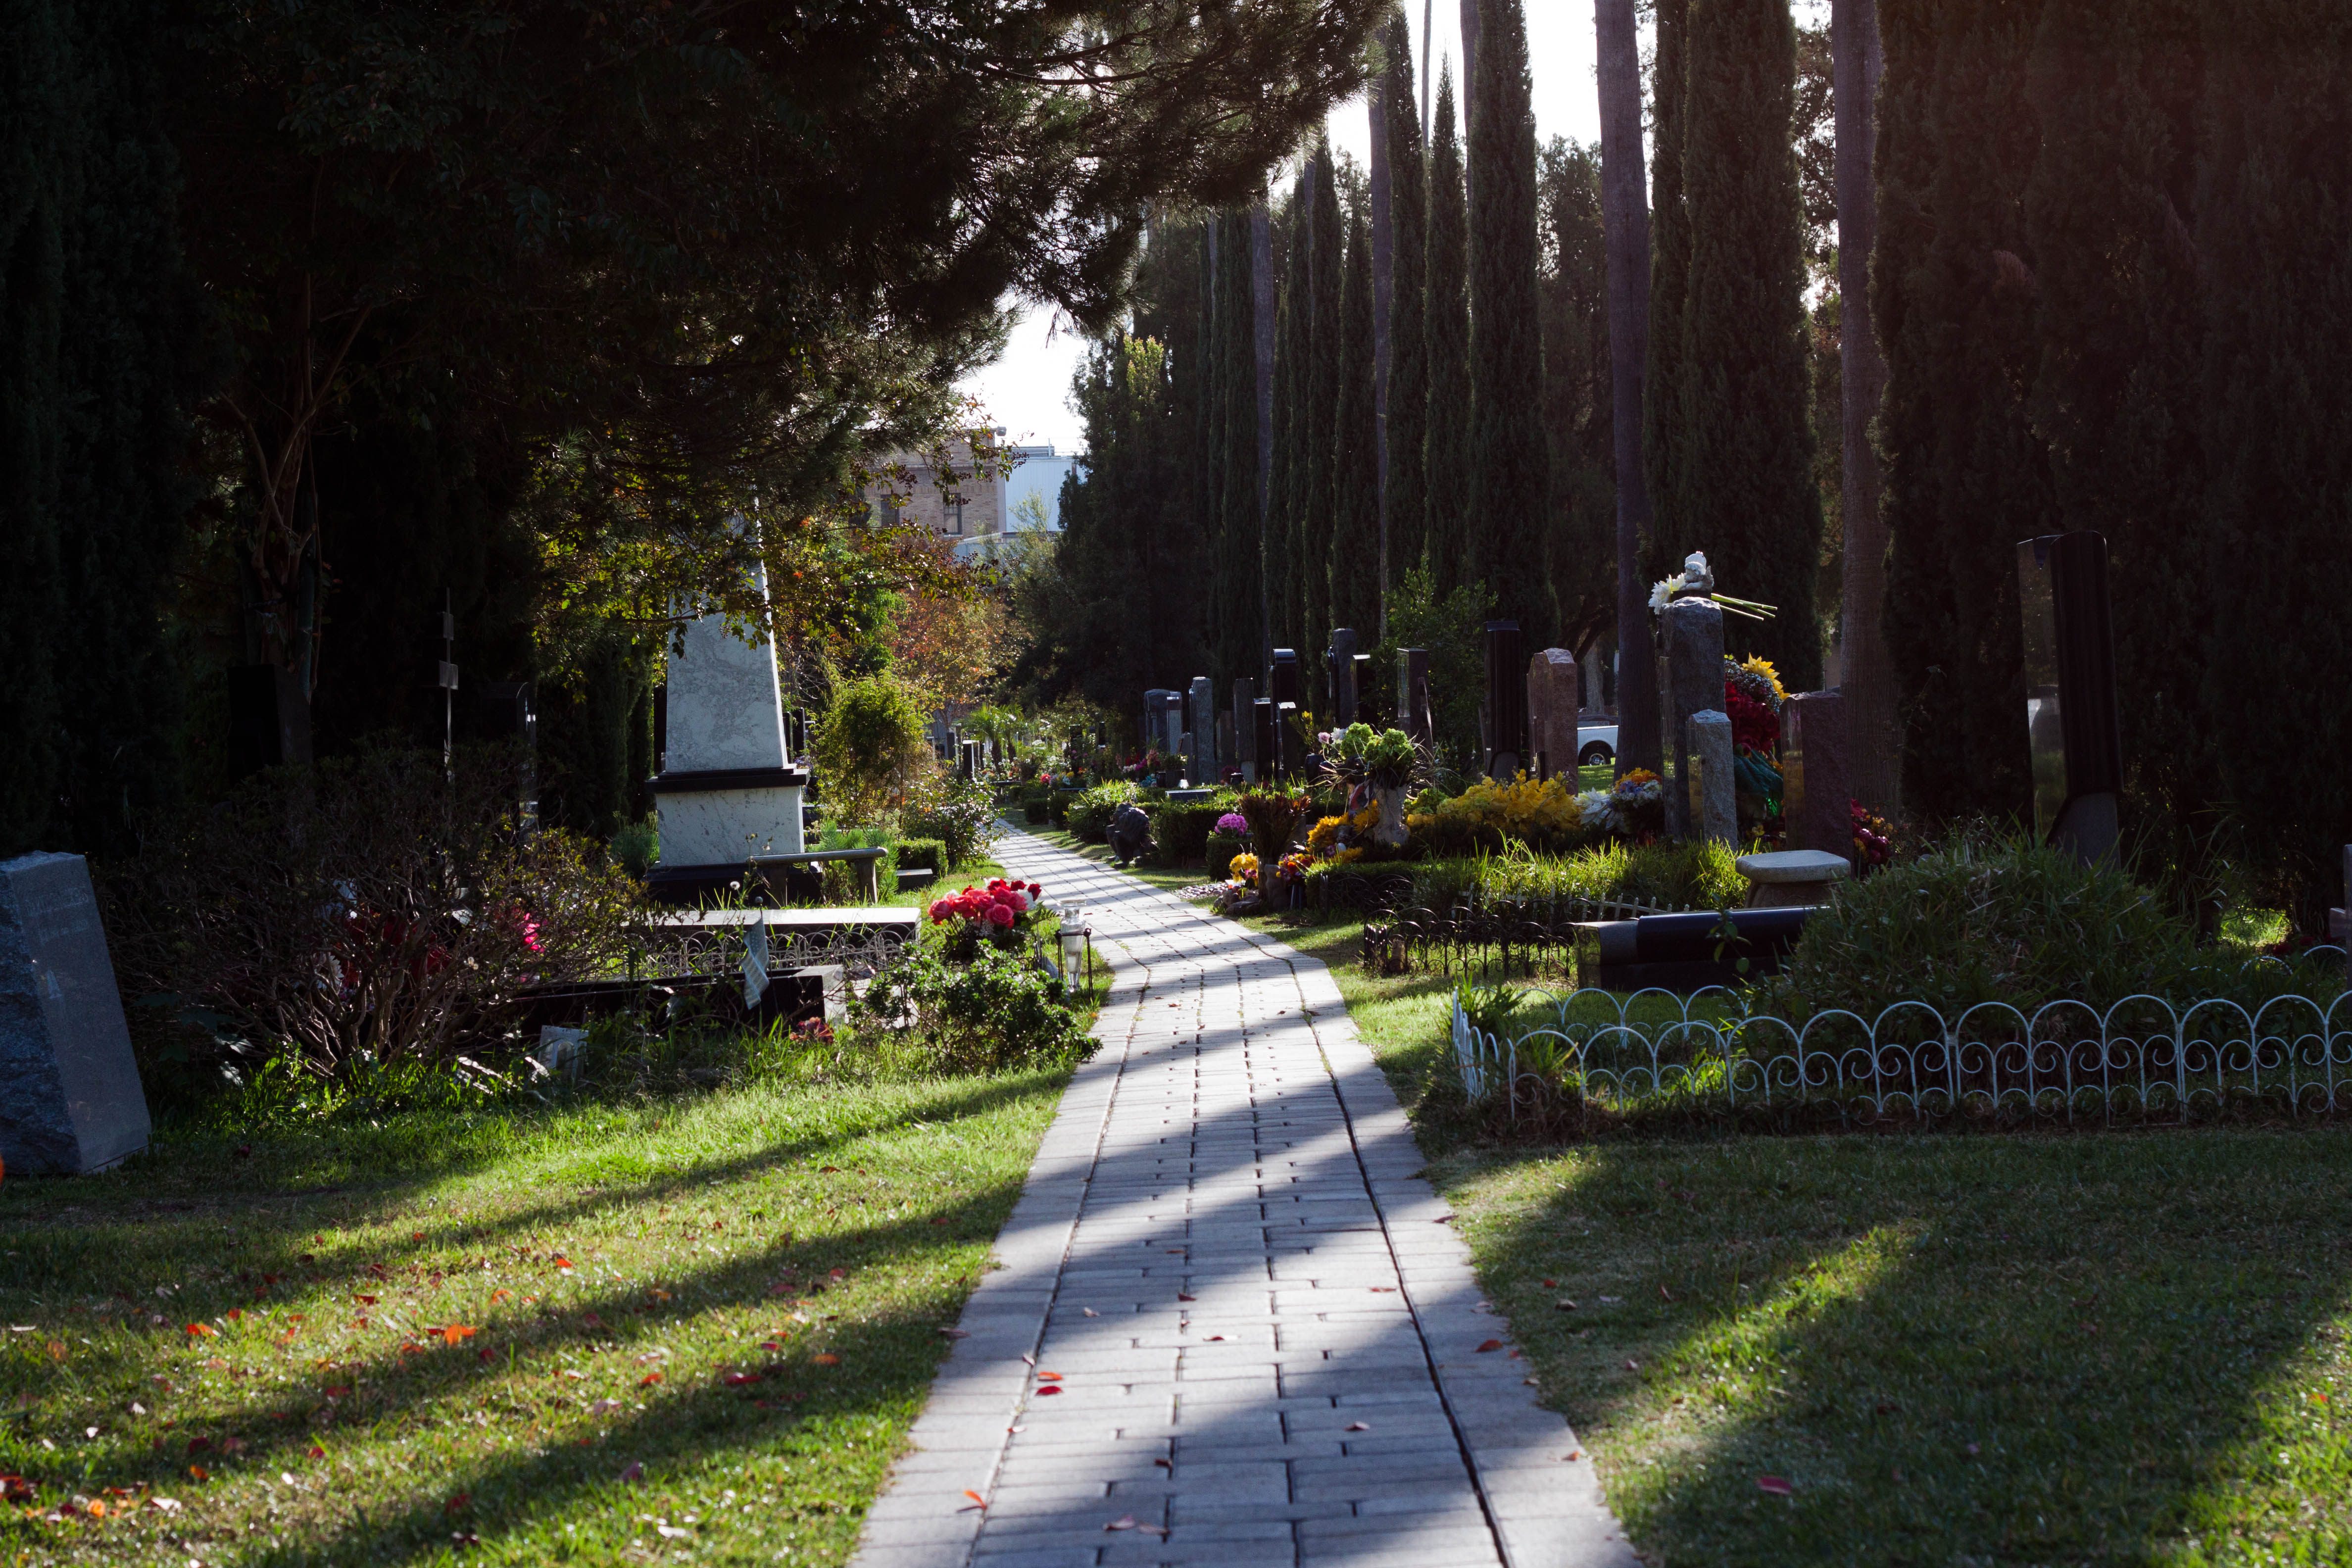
[1452,950,2352,1125]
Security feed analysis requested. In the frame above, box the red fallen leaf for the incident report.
[478,1348,496,1364]
[961,1488,986,1511]
[412,1232,426,1242]
[553,1257,574,1272]
[307,1447,326,1459]
[1368,1286,1397,1293]
[435,1325,476,1346]
[444,1492,471,1514]
[186,1437,211,1453]
[187,1466,208,1481]
[582,1314,604,1329]
[812,1353,840,1367]
[323,1386,350,1398]
[1756,1475,1793,1496]
[1035,1371,1064,1382]
[1475,1339,1504,1353]
[1176,1293,1196,1303]
[723,1372,761,1386]
[1542,1279,1558,1289]
[226,1310,242,1322]
[1034,1386,1062,1397]
[638,1372,663,1387]
[221,1436,245,1453]
[490,1289,512,1304]
[930,1217,948,1226]
[184,1323,215,1338]
[1204,1335,1225,1342]
[619,1462,643,1483]
[1153,1458,1173,1470]
[0,1476,34,1504]
[368,1263,389,1278]
[819,1166,838,1174]
[828,1269,846,1280]
[354,1296,378,1306]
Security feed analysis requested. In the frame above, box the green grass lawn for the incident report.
[0,1063,1070,1566]
[1013,852,2352,1564]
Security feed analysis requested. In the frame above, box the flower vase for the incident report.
[1371,784,1410,848]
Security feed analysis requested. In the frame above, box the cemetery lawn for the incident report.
[0,1063,1073,1566]
[1207,900,2352,1563]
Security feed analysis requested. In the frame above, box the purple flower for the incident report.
[1215,813,1249,835]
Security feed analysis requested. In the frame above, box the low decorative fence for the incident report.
[1452,957,2352,1127]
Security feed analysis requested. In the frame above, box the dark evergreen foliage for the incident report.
[1268,182,1313,651]
[1213,209,1266,686]
[1300,145,1345,674]
[1380,9,1430,592]
[1422,68,1472,598]
[1675,0,1822,686]
[1642,0,1693,579]
[1331,207,1383,647]
[1465,0,1548,641]
[1539,140,1617,659]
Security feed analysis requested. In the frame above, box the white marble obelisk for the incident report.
[649,555,806,896]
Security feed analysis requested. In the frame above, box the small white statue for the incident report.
[1681,550,1715,594]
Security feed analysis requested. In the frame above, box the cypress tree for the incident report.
[1539,140,1617,656]
[2022,0,2210,887]
[1268,180,1313,650]
[2199,0,2352,930]
[1299,143,1344,672]
[1677,0,1822,686]
[1643,0,1692,570]
[1215,207,1264,686]
[1422,67,1471,598]
[1331,206,1382,650]
[1466,0,1548,639]
[1876,0,2045,821]
[1196,217,1228,682]
[1380,8,1429,598]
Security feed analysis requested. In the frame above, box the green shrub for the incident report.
[894,837,947,877]
[1757,833,2342,1021]
[903,769,998,868]
[1406,839,1745,913]
[1067,782,1143,842]
[811,675,931,825]
[1022,787,1052,824]
[850,943,1094,1074]
[1148,796,1237,866]
[1205,830,1247,875]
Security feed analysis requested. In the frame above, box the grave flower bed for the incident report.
[928,877,1047,958]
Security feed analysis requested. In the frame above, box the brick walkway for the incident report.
[848,829,1634,1568]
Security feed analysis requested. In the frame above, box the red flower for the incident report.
[986,904,1016,928]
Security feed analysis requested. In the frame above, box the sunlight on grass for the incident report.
[0,1069,1067,1566]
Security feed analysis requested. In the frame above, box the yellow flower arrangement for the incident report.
[1738,655,1788,703]
[1306,815,1347,856]
[1347,802,1380,833]
[1228,852,1260,882]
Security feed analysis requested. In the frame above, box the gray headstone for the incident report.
[1689,711,1737,847]
[0,853,151,1175]
[1782,689,1851,865]
[652,547,806,868]
[1528,647,1580,779]
[1660,597,1725,837]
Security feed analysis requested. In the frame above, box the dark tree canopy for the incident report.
[1422,66,1472,598]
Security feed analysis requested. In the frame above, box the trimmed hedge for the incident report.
[893,837,947,878]
[1067,782,1145,843]
[1021,788,1052,824]
[1147,798,1237,867]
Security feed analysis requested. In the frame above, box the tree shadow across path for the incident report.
[1444,1128,2352,1565]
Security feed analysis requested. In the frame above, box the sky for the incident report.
[957,1,1610,456]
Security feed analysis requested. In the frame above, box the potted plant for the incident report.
[1324,723,1425,847]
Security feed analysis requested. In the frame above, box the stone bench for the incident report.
[1733,849,1852,909]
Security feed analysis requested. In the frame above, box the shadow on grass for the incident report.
[1457,1130,2352,1565]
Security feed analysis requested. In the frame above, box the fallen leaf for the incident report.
[444,1492,471,1514]
[436,1325,476,1346]
[0,1476,34,1504]
[1153,1458,1172,1469]
[638,1372,663,1387]
[1344,1421,1371,1432]
[819,1166,838,1174]
[1176,1293,1196,1303]
[1542,1279,1558,1288]
[150,1496,182,1512]
[1105,1515,1139,1531]
[490,1289,511,1304]
[1475,1339,1504,1353]
[962,1488,987,1509]
[1624,1359,1639,1372]
[1567,1449,1583,1461]
[1081,1308,1098,1318]
[186,1437,211,1453]
[185,1323,215,1338]
[619,1462,643,1483]
[1659,1284,1674,1302]
[582,1313,604,1329]
[187,1466,208,1481]
[306,1447,325,1459]
[1035,1371,1063,1383]
[1757,1475,1793,1496]
[323,1385,350,1397]
[722,1372,761,1386]
[478,1348,496,1364]
[811,1353,840,1367]
[1369,1286,1396,1294]
[1034,1386,1062,1397]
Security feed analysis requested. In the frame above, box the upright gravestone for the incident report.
[2017,531,2123,865]
[1659,595,1726,838]
[1483,621,1528,780]
[1689,711,1738,846]
[1350,654,1373,724]
[1144,689,1185,771]
[1399,649,1432,747]
[1252,699,1278,782]
[1782,689,1850,864]
[1527,647,1581,780]
[1268,648,1303,714]
[1231,679,1258,781]
[1326,629,1360,729]
[0,853,151,1175]
[647,548,808,902]
[1188,677,1218,783]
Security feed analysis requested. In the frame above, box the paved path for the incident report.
[849,829,1634,1568]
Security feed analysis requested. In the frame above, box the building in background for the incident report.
[863,436,1084,559]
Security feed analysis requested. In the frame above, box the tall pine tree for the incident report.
[1214,207,1264,686]
[1331,205,1382,650]
[1540,140,1617,657]
[1380,8,1429,601]
[2200,0,2352,929]
[1876,0,2045,822]
[1422,66,1472,598]
[1677,0,1822,686]
[1300,143,1345,674]
[1643,0,1693,575]
[1267,178,1312,652]
[1466,0,1548,639]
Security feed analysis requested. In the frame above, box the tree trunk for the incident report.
[1252,196,1276,685]
[1369,76,1394,635]
[1594,0,1660,776]
[1833,0,1895,813]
